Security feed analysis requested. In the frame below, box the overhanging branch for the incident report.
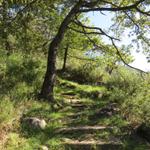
[124,11,140,33]
[111,39,149,74]
[78,0,147,13]
[73,19,119,41]
[68,26,104,35]
[135,7,150,16]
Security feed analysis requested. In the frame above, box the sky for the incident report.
[87,12,150,72]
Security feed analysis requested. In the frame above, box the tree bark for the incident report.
[2,0,10,54]
[40,1,83,101]
[62,44,69,71]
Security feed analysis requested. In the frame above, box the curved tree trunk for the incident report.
[40,1,82,101]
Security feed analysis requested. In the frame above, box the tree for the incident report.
[40,0,150,101]
[0,0,65,54]
[40,1,84,101]
[0,0,11,54]
[59,22,93,72]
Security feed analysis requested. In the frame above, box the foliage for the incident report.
[0,0,150,149]
[121,74,150,127]
[0,52,149,149]
[105,67,150,127]
[0,51,46,100]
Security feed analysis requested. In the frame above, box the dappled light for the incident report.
[0,0,150,150]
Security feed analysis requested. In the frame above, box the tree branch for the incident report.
[100,0,150,16]
[70,18,115,52]
[81,0,100,8]
[124,11,140,33]
[111,39,149,73]
[73,19,120,41]
[79,0,146,13]
[71,13,149,74]
[135,7,150,16]
[82,32,108,53]
[68,26,104,35]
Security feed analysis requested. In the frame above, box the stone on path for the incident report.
[23,117,47,129]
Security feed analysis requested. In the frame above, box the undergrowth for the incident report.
[0,51,150,149]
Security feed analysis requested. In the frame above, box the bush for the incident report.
[6,53,45,85]
[106,67,150,127]
[63,60,106,84]
[121,74,150,127]
[0,52,46,99]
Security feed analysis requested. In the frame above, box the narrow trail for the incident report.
[54,92,123,150]
[16,80,149,150]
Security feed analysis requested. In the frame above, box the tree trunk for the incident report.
[40,40,57,101]
[40,1,83,101]
[2,0,10,55]
[62,44,69,71]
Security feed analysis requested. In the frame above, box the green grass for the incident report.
[0,57,149,150]
[21,79,150,149]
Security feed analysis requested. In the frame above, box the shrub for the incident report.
[106,67,150,127]
[6,53,45,86]
[121,75,150,127]
[63,60,106,84]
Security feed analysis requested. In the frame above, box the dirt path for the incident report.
[54,93,123,150]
